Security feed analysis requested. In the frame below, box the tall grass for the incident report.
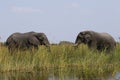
[0,44,120,78]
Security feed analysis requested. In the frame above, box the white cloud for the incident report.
[11,6,43,14]
[65,2,80,8]
[71,3,79,8]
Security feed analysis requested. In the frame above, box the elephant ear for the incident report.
[34,33,45,41]
[84,34,92,43]
[33,32,50,46]
[28,36,40,45]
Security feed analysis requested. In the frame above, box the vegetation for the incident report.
[0,44,120,78]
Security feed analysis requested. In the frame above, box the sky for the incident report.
[0,0,120,43]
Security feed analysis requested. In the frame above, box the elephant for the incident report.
[75,30,116,52]
[6,31,50,53]
[59,41,74,45]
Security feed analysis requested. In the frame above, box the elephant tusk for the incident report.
[73,43,79,47]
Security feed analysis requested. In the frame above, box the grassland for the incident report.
[0,44,120,78]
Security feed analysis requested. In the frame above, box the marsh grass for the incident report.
[0,44,120,78]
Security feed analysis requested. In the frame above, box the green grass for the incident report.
[0,44,120,78]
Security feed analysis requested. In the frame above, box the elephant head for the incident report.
[36,33,50,52]
[27,32,50,52]
[75,31,92,46]
[33,33,50,46]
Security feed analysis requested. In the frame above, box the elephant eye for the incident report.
[39,37,44,40]
[85,34,91,40]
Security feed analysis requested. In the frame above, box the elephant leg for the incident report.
[105,44,114,53]
[29,45,39,53]
[8,44,14,54]
[88,42,97,51]
[9,47,16,55]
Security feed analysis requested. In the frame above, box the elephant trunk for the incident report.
[74,37,82,48]
[43,39,51,52]
[75,39,81,46]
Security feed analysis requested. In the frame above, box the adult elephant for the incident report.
[59,41,74,45]
[6,31,50,53]
[75,30,116,52]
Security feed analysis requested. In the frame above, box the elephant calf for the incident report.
[6,31,50,53]
[75,30,116,53]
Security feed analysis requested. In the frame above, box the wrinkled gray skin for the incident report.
[75,30,116,52]
[59,41,74,45]
[6,31,50,53]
